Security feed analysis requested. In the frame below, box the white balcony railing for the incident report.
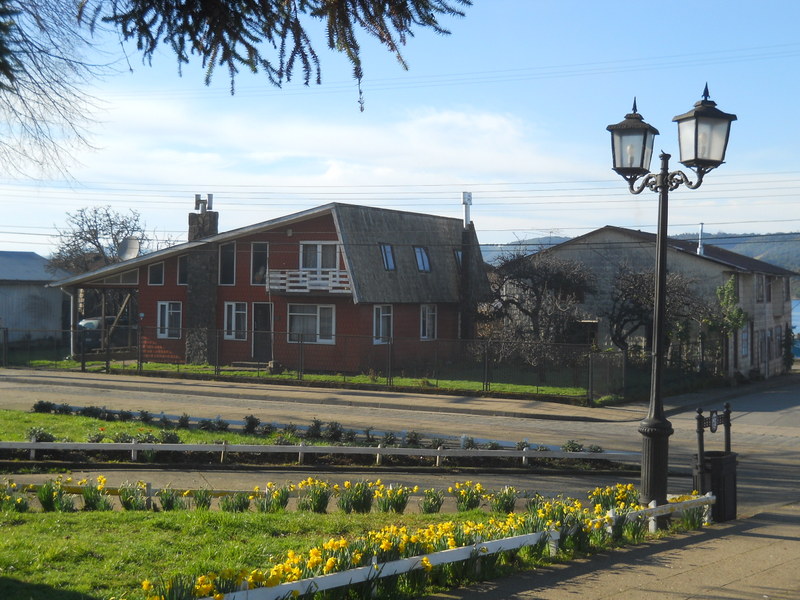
[267,269,351,294]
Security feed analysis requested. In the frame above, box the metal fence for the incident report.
[1,326,628,400]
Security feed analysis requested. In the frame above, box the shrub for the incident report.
[305,418,323,440]
[381,431,397,446]
[323,421,343,442]
[86,430,106,443]
[258,422,275,436]
[138,410,153,424]
[420,488,445,514]
[134,432,159,444]
[27,427,55,442]
[461,436,477,450]
[281,423,297,436]
[403,430,422,448]
[429,437,446,449]
[561,440,584,452]
[243,414,261,435]
[158,415,173,429]
[55,403,73,415]
[516,440,530,450]
[32,400,55,413]
[177,413,191,429]
[118,409,133,422]
[158,430,182,444]
[111,431,133,443]
[78,406,103,419]
[342,429,357,444]
[219,492,250,513]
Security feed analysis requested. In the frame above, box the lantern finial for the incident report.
[702,84,710,101]
[632,97,638,114]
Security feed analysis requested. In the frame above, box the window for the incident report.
[414,246,431,272]
[177,255,188,285]
[251,243,269,285]
[288,304,335,344]
[756,274,764,302]
[420,304,437,340]
[157,302,182,339]
[148,262,164,286]
[224,302,247,340]
[374,304,393,344]
[219,242,236,285]
[379,243,395,271]
[453,249,463,268]
[301,242,338,271]
[740,325,749,358]
[765,276,772,303]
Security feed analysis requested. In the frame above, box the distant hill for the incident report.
[481,236,571,265]
[673,231,800,295]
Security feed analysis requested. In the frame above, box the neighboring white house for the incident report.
[0,251,70,343]
[542,226,796,380]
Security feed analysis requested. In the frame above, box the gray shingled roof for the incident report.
[0,251,70,282]
[49,203,490,304]
[550,226,798,277]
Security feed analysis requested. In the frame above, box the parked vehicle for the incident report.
[77,316,135,351]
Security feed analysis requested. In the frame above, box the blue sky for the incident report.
[2,0,800,255]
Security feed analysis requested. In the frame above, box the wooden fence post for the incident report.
[298,442,305,465]
[376,444,382,466]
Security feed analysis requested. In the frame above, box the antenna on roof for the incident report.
[194,193,213,213]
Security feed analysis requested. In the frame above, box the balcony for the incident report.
[267,269,352,294]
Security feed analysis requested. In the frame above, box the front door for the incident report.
[253,303,273,363]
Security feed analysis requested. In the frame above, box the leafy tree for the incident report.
[81,0,470,93]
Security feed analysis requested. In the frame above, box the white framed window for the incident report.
[177,255,188,285]
[148,262,164,286]
[414,246,431,272]
[379,243,395,271]
[288,304,335,344]
[420,304,437,340]
[219,242,236,285]
[224,302,248,340]
[301,242,338,271]
[374,304,393,344]
[157,301,182,339]
[251,242,268,285]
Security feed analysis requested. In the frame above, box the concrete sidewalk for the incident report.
[425,502,800,600]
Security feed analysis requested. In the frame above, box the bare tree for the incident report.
[48,206,149,275]
[0,0,103,176]
[604,264,711,353]
[482,250,594,346]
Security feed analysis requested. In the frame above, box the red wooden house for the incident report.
[53,203,489,374]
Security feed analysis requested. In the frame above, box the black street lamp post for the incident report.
[606,86,736,512]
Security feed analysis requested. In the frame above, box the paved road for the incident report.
[1,367,798,514]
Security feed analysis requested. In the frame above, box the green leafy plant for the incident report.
[486,485,517,514]
[336,480,374,514]
[449,481,483,512]
[27,426,55,442]
[191,488,212,510]
[255,483,292,513]
[420,488,445,514]
[375,483,416,514]
[80,476,112,511]
[157,486,186,511]
[297,477,332,513]
[119,480,149,511]
[219,492,251,513]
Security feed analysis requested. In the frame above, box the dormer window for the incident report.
[414,246,431,272]
[380,243,395,271]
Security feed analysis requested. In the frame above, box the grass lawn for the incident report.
[0,508,477,600]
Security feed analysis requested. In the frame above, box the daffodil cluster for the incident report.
[448,480,484,512]
[374,482,418,513]
[1,478,30,512]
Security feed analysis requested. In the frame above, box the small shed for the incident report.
[0,251,70,342]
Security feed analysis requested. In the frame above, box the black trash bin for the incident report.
[692,450,737,522]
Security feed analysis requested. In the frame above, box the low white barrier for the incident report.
[197,493,715,600]
[0,440,639,466]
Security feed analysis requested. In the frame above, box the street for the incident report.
[1,368,798,514]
